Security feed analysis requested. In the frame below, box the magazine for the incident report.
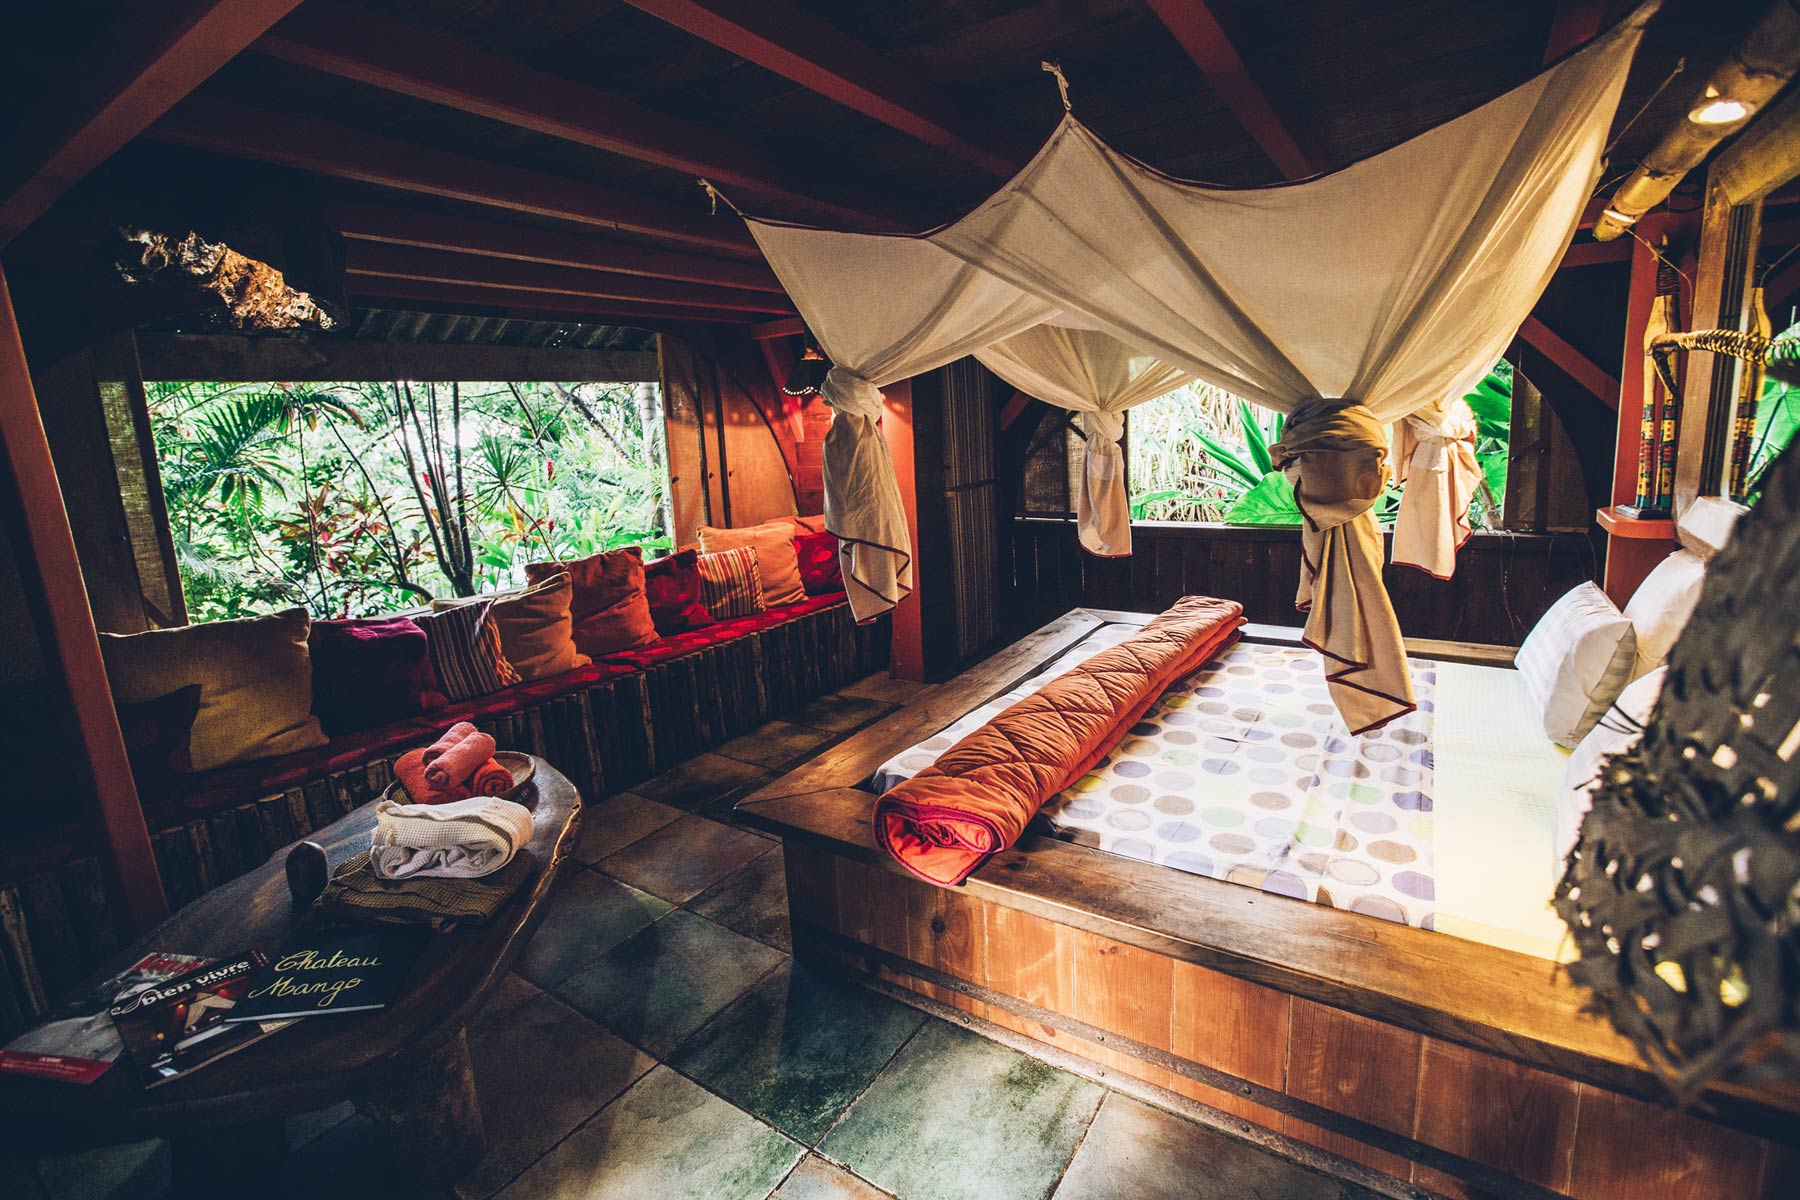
[225,931,422,1023]
[0,951,209,1084]
[110,951,296,1087]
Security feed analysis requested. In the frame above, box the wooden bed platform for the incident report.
[738,609,1798,1200]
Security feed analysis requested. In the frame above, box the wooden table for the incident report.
[0,757,581,1187]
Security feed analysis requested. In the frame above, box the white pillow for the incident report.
[1622,549,1704,679]
[1516,582,1638,747]
[1555,666,1665,866]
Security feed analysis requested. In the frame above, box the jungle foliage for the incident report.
[148,378,670,622]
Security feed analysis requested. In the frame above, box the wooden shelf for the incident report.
[1595,506,1676,539]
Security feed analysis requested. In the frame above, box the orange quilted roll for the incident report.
[875,596,1245,887]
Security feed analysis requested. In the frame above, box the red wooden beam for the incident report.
[999,390,1035,430]
[750,316,808,341]
[1519,315,1621,407]
[622,0,1018,176]
[0,267,167,932]
[256,2,916,229]
[326,200,784,294]
[341,242,795,314]
[150,98,757,255]
[0,0,303,247]
[346,277,760,325]
[1560,239,1632,269]
[1142,0,1322,179]
[1763,257,1800,317]
[1543,0,1609,64]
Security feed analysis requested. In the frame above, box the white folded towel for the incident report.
[370,796,535,881]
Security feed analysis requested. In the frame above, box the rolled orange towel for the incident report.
[470,758,513,797]
[421,721,478,766]
[394,747,472,805]
[424,729,497,790]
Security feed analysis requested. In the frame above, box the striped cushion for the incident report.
[414,600,520,701]
[696,546,765,619]
[1516,582,1637,747]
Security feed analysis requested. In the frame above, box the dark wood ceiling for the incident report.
[0,0,1777,331]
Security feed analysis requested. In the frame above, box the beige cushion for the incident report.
[434,573,590,681]
[1622,549,1704,679]
[1557,666,1665,866]
[1515,582,1638,748]
[101,608,326,772]
[699,519,807,606]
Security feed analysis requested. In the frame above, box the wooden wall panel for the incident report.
[1169,960,1290,1127]
[1566,1087,1768,1200]
[1411,1036,1580,1199]
[1282,999,1422,1180]
[1008,518,1599,646]
[1059,926,1174,1090]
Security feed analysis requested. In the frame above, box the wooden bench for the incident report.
[0,756,580,1188]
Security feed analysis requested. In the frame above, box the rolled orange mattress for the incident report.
[874,596,1245,886]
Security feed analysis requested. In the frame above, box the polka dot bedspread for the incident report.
[874,625,1570,959]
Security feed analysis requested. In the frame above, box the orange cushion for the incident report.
[699,519,806,606]
[526,549,657,657]
[436,572,591,681]
[874,596,1245,887]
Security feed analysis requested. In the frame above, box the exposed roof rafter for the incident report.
[1142,0,1323,179]
[0,0,304,247]
[149,97,758,255]
[1543,0,1609,64]
[344,277,760,325]
[255,1,918,229]
[622,0,1021,176]
[325,200,784,294]
[340,242,795,315]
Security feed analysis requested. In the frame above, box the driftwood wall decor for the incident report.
[117,228,340,331]
[1556,438,1800,1098]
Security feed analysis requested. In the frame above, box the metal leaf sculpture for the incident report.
[1555,436,1800,1099]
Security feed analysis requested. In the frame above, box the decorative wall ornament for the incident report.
[1556,436,1800,1098]
[117,227,341,331]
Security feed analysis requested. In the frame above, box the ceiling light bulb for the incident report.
[1689,97,1753,125]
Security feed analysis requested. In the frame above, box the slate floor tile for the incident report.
[493,1065,803,1200]
[670,959,925,1144]
[35,1139,168,1200]
[716,719,838,769]
[278,1113,452,1199]
[598,815,772,903]
[468,972,544,1039]
[687,845,792,951]
[790,694,898,733]
[820,1018,1105,1200]
[772,1155,896,1200]
[457,993,656,1200]
[1051,1093,1366,1200]
[633,752,769,811]
[573,792,684,863]
[554,909,786,1057]
[514,867,672,988]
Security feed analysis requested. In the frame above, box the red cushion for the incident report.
[794,530,843,595]
[643,549,717,635]
[598,592,849,669]
[309,616,441,736]
[118,684,201,794]
[527,548,657,657]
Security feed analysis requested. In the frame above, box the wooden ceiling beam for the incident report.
[254,2,916,229]
[135,333,661,384]
[325,199,784,294]
[149,98,757,255]
[345,277,760,325]
[0,0,304,247]
[622,0,1018,176]
[1520,315,1621,406]
[341,242,795,315]
[749,316,808,341]
[1142,0,1323,179]
[1560,239,1632,269]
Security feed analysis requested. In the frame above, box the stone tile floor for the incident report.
[15,670,1378,1200]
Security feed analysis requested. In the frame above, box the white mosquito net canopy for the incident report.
[740,6,1650,733]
